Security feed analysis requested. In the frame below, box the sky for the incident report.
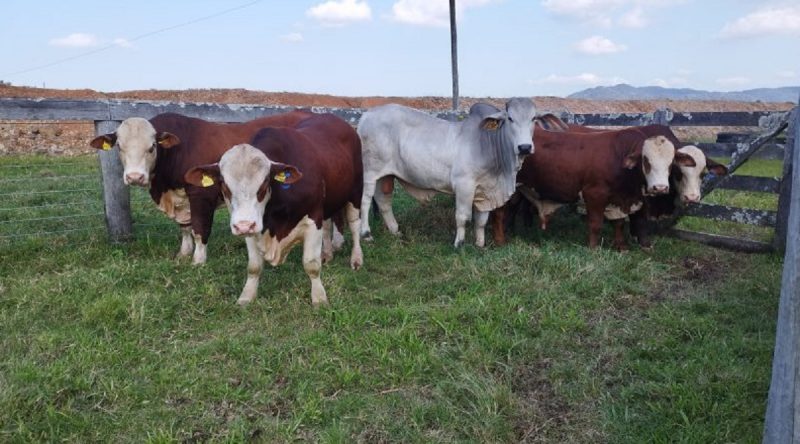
[1,0,799,98]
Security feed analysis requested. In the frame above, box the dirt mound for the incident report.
[0,84,794,156]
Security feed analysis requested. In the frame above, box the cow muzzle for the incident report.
[124,172,148,186]
[682,193,701,203]
[517,144,533,155]
[232,220,258,236]
[648,184,670,195]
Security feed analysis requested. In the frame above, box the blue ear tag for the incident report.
[275,171,292,190]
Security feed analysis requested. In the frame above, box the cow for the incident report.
[357,98,565,248]
[89,111,313,264]
[183,113,363,307]
[491,126,681,249]
[629,144,729,246]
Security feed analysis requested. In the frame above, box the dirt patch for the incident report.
[510,359,576,443]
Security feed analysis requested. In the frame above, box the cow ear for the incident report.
[90,133,116,151]
[673,151,697,167]
[480,112,505,132]
[157,132,180,148]
[535,113,568,132]
[184,163,221,188]
[270,162,303,185]
[623,144,643,169]
[706,157,728,176]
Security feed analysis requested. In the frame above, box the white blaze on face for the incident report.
[675,145,706,203]
[219,144,272,236]
[641,136,675,195]
[115,117,158,186]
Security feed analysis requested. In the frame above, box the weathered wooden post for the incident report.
[763,100,800,443]
[774,105,797,252]
[95,120,133,243]
[449,0,459,111]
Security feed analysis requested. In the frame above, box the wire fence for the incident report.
[0,154,205,246]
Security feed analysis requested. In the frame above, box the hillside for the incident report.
[569,84,800,103]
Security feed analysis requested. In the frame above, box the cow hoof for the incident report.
[454,240,464,248]
[312,299,330,309]
[351,258,362,271]
[236,298,253,307]
[321,252,333,264]
[362,231,374,242]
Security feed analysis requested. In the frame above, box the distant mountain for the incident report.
[568,84,800,103]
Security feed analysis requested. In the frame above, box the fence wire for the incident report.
[0,154,187,244]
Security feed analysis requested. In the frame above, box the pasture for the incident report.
[0,153,782,442]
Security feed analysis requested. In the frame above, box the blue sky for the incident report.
[1,0,798,97]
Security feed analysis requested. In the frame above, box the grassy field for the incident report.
[0,154,783,442]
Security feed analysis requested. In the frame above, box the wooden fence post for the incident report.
[774,106,797,252]
[95,120,133,243]
[763,101,800,443]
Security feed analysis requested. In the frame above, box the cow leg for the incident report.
[177,224,194,258]
[453,188,475,248]
[188,196,216,265]
[302,225,328,307]
[331,214,345,251]
[237,235,264,306]
[360,179,377,241]
[473,209,490,248]
[629,211,653,249]
[321,219,335,264]
[612,219,629,251]
[192,232,208,265]
[582,192,608,249]
[373,177,400,236]
[346,203,363,270]
[491,207,507,246]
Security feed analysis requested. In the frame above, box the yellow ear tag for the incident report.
[102,141,112,150]
[201,174,214,187]
[274,171,287,183]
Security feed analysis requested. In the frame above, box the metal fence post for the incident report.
[774,106,798,252]
[763,100,800,443]
[653,108,670,126]
[95,120,133,243]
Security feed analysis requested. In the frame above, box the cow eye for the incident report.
[508,117,514,123]
[148,144,156,154]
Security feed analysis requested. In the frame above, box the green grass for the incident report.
[0,154,783,442]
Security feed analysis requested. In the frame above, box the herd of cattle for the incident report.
[89,98,728,306]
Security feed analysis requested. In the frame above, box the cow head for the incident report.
[479,98,538,158]
[184,144,302,236]
[89,117,180,186]
[635,135,676,195]
[673,145,729,203]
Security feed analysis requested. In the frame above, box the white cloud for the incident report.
[531,72,627,86]
[574,35,627,55]
[306,0,371,26]
[49,33,99,48]
[541,0,685,27]
[716,76,751,88]
[112,38,134,48]
[777,70,798,79]
[619,7,647,28]
[720,6,800,38]
[389,0,499,27]
[279,32,304,43]
[652,77,689,88]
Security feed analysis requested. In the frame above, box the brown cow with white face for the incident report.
[185,113,363,307]
[90,111,312,265]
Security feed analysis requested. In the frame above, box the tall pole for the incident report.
[449,0,459,111]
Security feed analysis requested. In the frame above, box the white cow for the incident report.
[358,98,564,248]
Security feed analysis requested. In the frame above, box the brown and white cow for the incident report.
[184,113,363,306]
[89,111,313,264]
[492,126,679,249]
